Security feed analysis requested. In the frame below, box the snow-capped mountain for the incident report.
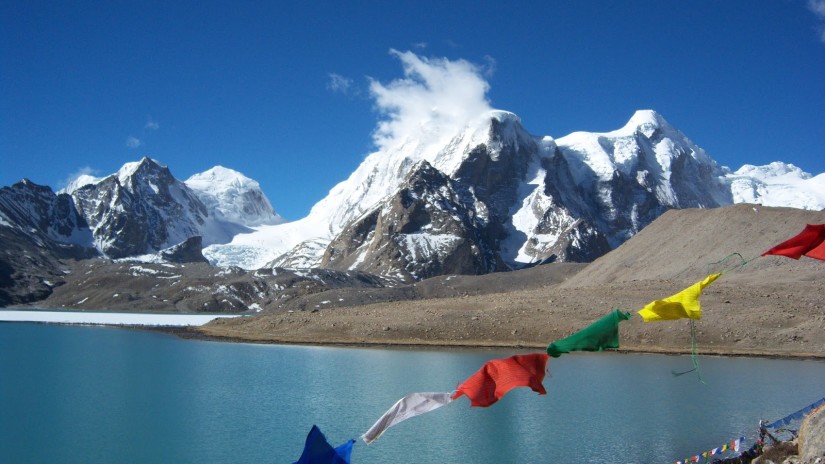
[209,110,542,269]
[206,109,824,276]
[60,174,103,195]
[0,180,97,305]
[3,110,823,283]
[185,166,284,227]
[69,157,211,258]
[0,179,93,248]
[728,162,825,210]
[0,157,283,261]
[320,160,504,281]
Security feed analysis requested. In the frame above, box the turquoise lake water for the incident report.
[1,322,823,463]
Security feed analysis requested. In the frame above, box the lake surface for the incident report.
[1,323,823,464]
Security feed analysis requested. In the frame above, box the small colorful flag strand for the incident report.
[674,436,744,464]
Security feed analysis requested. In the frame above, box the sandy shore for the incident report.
[188,276,825,360]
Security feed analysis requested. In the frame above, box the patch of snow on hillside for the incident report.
[0,310,241,326]
[400,233,461,263]
[0,211,14,228]
[502,164,556,264]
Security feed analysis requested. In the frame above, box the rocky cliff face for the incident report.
[159,236,209,264]
[0,179,93,247]
[321,161,503,281]
[0,180,97,305]
[310,110,734,277]
[70,157,209,258]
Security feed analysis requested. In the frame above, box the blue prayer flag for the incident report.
[293,425,355,464]
[766,397,825,429]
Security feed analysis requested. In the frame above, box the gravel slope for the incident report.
[198,204,825,358]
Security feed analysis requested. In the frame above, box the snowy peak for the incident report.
[186,165,256,188]
[50,158,286,259]
[185,166,283,227]
[727,162,825,210]
[307,109,537,235]
[321,160,500,281]
[619,109,669,136]
[0,179,90,242]
[60,174,103,194]
[555,109,727,206]
[734,161,811,180]
[68,159,208,258]
[117,156,161,183]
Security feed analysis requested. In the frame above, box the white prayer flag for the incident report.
[361,392,453,444]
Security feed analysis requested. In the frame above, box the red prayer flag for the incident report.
[762,224,825,260]
[451,353,549,407]
[806,239,825,261]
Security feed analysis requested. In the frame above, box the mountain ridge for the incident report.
[2,110,824,289]
[216,109,821,277]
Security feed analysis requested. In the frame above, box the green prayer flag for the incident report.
[547,309,631,358]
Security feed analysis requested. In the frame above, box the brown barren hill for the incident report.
[199,204,825,358]
[562,203,825,286]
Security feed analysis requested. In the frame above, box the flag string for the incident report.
[291,224,825,464]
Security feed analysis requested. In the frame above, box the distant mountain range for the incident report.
[2,109,824,299]
[207,109,825,278]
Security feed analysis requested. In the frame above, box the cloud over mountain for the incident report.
[368,50,493,154]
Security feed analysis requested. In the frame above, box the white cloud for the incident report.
[481,55,497,78]
[809,0,825,42]
[368,50,493,153]
[327,73,354,94]
[809,0,825,18]
[126,136,142,148]
[145,117,159,130]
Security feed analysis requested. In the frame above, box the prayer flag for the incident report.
[452,353,549,407]
[547,309,630,357]
[361,392,453,444]
[766,397,825,428]
[293,425,354,464]
[762,224,825,261]
[637,273,721,322]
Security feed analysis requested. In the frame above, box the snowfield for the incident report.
[0,310,242,326]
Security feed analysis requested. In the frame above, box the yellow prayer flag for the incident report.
[637,273,721,322]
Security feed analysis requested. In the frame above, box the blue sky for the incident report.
[2,1,824,220]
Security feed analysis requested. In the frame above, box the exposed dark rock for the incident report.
[160,236,209,263]
[321,161,503,282]
[22,259,397,313]
[70,157,208,258]
[0,180,97,305]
